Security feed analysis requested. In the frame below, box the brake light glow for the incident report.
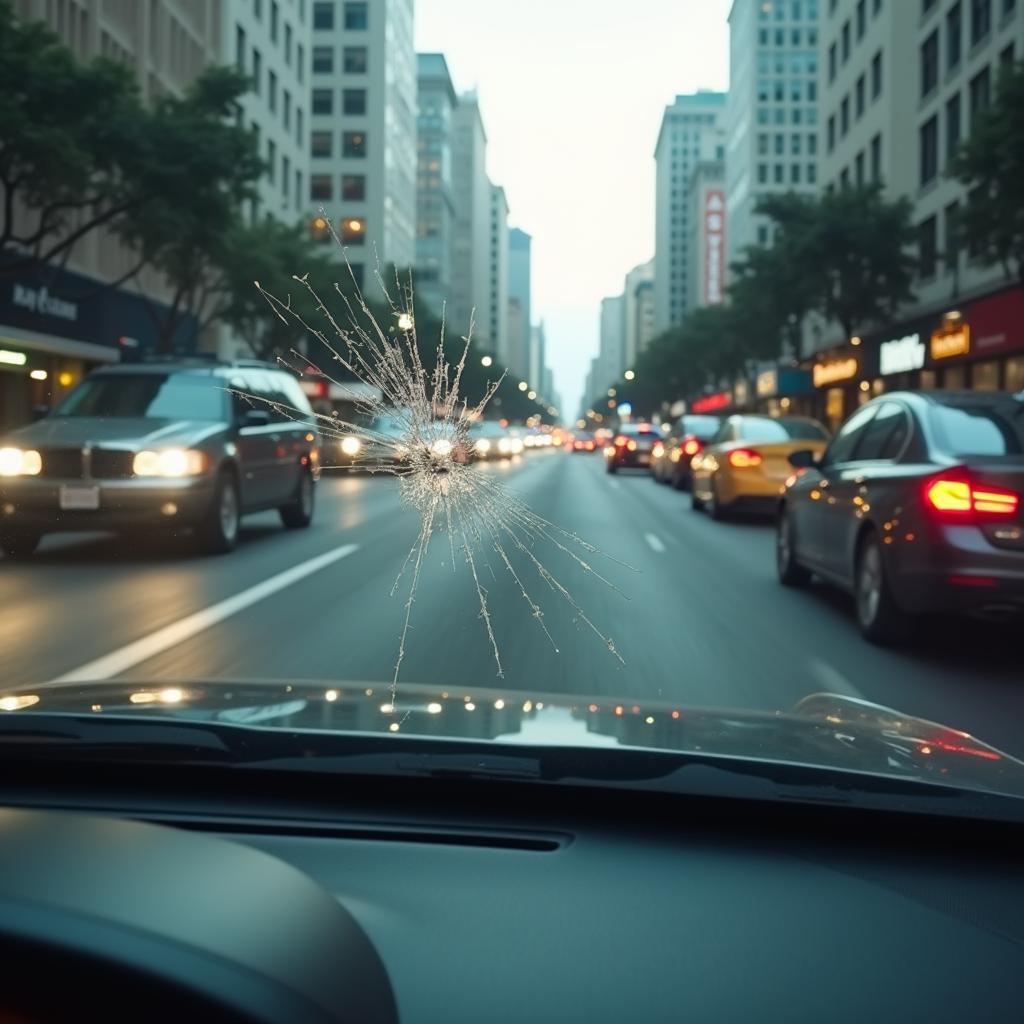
[682,437,702,456]
[652,442,665,457]
[626,440,637,451]
[613,435,627,447]
[924,472,1020,519]
[728,448,763,469]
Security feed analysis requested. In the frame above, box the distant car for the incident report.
[650,414,723,489]
[0,361,320,557]
[691,414,830,519]
[327,410,412,470]
[571,431,596,453]
[470,421,520,460]
[605,423,660,473]
[777,391,1024,643]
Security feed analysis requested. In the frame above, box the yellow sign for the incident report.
[813,357,858,387]
[931,323,970,360]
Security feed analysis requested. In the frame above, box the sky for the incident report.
[414,0,732,417]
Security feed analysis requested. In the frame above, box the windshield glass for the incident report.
[3,0,1024,818]
[54,374,226,420]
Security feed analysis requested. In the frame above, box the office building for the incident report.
[415,52,457,318]
[724,0,822,269]
[528,322,547,396]
[654,91,727,332]
[489,184,510,368]
[507,228,532,379]
[623,260,655,368]
[597,294,626,392]
[308,0,417,286]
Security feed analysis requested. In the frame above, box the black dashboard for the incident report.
[0,762,1021,1022]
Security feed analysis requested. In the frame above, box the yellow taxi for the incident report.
[690,414,830,520]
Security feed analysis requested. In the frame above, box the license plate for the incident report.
[636,455,650,465]
[59,484,100,510]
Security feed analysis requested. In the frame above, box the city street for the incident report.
[3,448,1023,758]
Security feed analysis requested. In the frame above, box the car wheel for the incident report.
[706,477,729,521]
[280,469,315,529]
[855,532,907,644]
[672,469,688,491]
[776,506,811,587]
[0,530,41,559]
[690,485,704,511]
[196,469,240,555]
[606,461,617,475]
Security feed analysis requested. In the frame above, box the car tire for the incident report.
[196,468,240,555]
[606,461,617,475]
[280,469,315,529]
[690,487,704,511]
[855,532,907,644]
[776,506,812,587]
[706,477,729,521]
[0,530,41,559]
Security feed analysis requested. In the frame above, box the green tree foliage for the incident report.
[950,59,1024,287]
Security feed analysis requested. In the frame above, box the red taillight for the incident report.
[585,441,594,450]
[613,435,628,447]
[924,472,1020,519]
[728,448,763,469]
[682,437,702,456]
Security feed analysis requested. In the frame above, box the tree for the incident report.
[0,1,146,279]
[950,59,1024,287]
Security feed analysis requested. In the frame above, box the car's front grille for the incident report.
[90,449,135,479]
[38,448,83,479]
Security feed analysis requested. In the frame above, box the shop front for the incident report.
[690,390,733,415]
[754,366,814,417]
[810,345,877,433]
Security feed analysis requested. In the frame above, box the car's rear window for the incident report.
[682,416,721,438]
[54,373,226,420]
[738,418,829,442]
[930,400,1024,456]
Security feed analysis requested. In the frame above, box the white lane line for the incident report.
[49,544,360,684]
[807,656,865,700]
[644,532,667,554]
[607,479,621,490]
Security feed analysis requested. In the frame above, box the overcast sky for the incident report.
[414,0,732,416]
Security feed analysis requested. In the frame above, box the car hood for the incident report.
[7,680,1024,799]
[5,417,224,449]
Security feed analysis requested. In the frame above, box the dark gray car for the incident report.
[776,391,1024,642]
[0,361,321,557]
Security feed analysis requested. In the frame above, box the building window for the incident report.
[341,217,366,245]
[871,133,882,180]
[758,132,768,155]
[313,46,333,73]
[873,0,881,12]
[774,164,784,184]
[268,70,277,113]
[344,1,368,29]
[343,131,366,157]
[827,115,835,151]
[828,42,836,82]
[310,174,332,200]
[791,133,802,154]
[920,115,939,185]
[313,1,333,30]
[923,0,938,11]
[252,47,261,94]
[296,108,303,146]
[945,92,961,162]
[856,0,866,36]
[841,21,850,62]
[1000,42,1015,68]
[855,75,865,117]
[970,0,991,44]
[282,154,289,198]
[283,89,291,130]
[840,96,849,136]
[270,1,279,42]
[921,30,939,97]
[969,66,991,121]
[774,82,784,101]
[297,43,304,83]
[343,46,367,72]
[312,88,332,115]
[918,216,937,278]
[944,201,960,273]
[808,132,817,154]
[871,50,882,98]
[757,225,769,246]
[342,174,365,200]
[267,139,276,183]
[285,23,292,65]
[343,88,366,115]
[235,25,246,70]
[295,170,302,209]
[947,2,962,69]
[852,150,863,184]
[775,133,785,155]
[840,167,850,188]
[808,80,817,101]
[808,163,817,183]
[311,131,332,157]
[255,0,263,16]
[757,163,768,183]
[791,163,802,183]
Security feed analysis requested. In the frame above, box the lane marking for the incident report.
[807,656,865,700]
[644,532,667,553]
[49,543,360,683]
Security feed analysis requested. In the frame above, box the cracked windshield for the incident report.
[2,0,1024,804]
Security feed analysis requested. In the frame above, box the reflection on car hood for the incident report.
[5,417,222,449]
[8,680,1024,799]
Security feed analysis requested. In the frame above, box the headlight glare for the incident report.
[475,438,491,453]
[340,436,362,456]
[0,448,42,477]
[133,448,205,477]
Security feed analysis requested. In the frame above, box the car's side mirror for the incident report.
[31,404,50,421]
[241,408,271,427]
[788,448,818,469]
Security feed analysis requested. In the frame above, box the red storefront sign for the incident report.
[704,190,726,306]
[692,391,731,413]
[965,287,1024,357]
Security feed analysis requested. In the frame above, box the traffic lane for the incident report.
[0,471,406,687]
[602,459,1024,758]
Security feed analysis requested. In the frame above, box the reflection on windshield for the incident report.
[55,375,226,420]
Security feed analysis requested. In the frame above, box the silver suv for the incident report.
[0,360,321,557]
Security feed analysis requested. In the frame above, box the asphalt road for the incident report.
[3,449,1023,756]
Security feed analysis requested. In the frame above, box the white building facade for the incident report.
[623,260,655,370]
[506,227,532,380]
[488,184,510,368]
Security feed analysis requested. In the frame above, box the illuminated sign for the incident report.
[11,283,78,322]
[813,357,859,387]
[880,332,925,375]
[703,190,726,306]
[692,391,731,413]
[0,349,27,366]
[734,379,749,403]
[931,314,971,360]
[756,369,778,396]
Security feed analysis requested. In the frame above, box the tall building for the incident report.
[724,0,822,269]
[415,52,457,318]
[308,0,416,287]
[597,294,626,392]
[623,259,655,369]
[488,184,510,368]
[450,93,492,348]
[528,321,546,394]
[687,160,728,311]
[654,91,727,332]
[507,228,532,379]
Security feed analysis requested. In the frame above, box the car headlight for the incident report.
[430,439,454,457]
[340,436,362,456]
[133,448,205,477]
[0,447,42,477]
[475,438,491,453]
[497,438,512,454]
[509,438,524,454]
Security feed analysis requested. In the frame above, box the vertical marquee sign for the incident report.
[704,190,726,306]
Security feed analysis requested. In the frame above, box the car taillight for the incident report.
[924,471,1020,519]
[728,448,763,468]
[613,435,627,447]
[652,442,665,457]
[682,437,702,456]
